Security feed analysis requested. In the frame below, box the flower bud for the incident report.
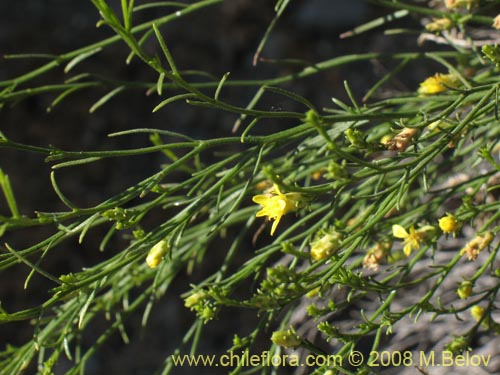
[271,327,301,348]
[146,240,169,268]
[445,336,468,353]
[310,232,342,261]
[438,213,461,235]
[457,280,473,299]
[470,305,484,322]
[345,129,366,149]
[184,291,207,309]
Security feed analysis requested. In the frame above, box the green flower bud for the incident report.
[271,327,301,348]
[445,336,468,353]
[345,128,366,149]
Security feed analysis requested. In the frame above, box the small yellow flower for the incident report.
[252,184,305,236]
[457,280,473,300]
[438,213,461,235]
[470,305,484,322]
[418,73,459,95]
[392,225,423,256]
[146,239,169,268]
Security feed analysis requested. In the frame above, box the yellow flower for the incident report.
[438,213,461,235]
[418,73,459,95]
[146,240,169,268]
[392,225,423,256]
[252,184,305,236]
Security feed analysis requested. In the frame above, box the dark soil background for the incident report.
[1,1,498,375]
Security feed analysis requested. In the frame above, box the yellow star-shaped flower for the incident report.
[418,73,459,95]
[392,224,422,256]
[252,184,304,236]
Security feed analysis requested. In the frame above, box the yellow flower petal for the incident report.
[418,73,459,96]
[272,184,282,194]
[277,198,287,211]
[252,195,270,204]
[403,244,412,257]
[270,216,280,236]
[255,208,267,217]
[392,225,409,239]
